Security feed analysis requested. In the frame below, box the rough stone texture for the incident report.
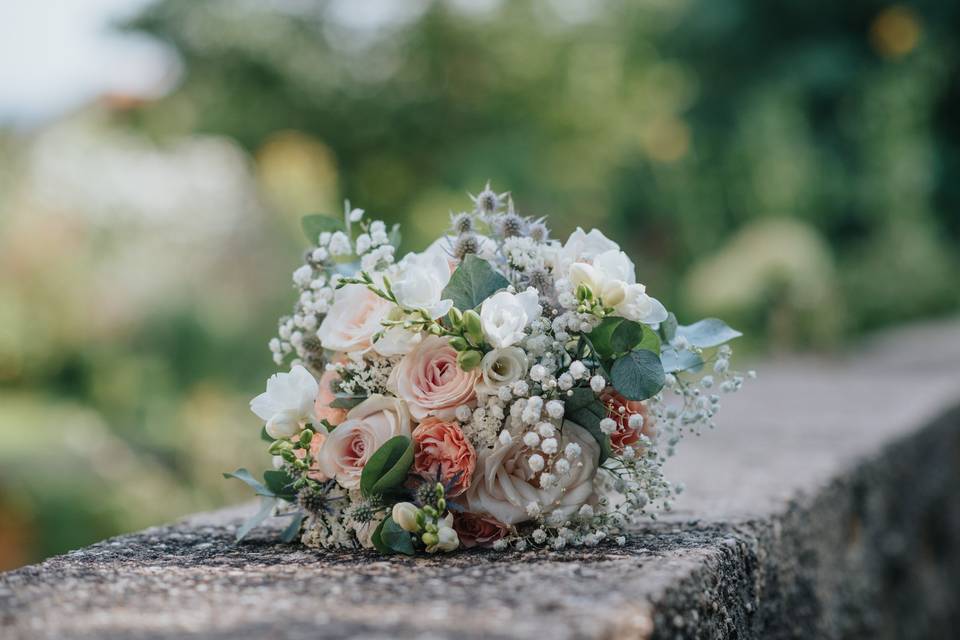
[2,319,960,639]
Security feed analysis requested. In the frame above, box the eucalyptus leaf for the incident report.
[235,497,276,542]
[565,387,612,463]
[223,468,274,498]
[441,254,509,311]
[660,347,705,374]
[611,349,665,401]
[659,312,678,343]
[301,214,343,243]
[380,516,415,555]
[330,394,366,410]
[360,436,414,498]
[280,511,306,543]
[676,318,742,349]
[263,470,296,501]
[610,320,644,354]
[586,317,621,358]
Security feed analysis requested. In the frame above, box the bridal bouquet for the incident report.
[227,184,750,554]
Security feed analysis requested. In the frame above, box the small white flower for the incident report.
[529,364,547,382]
[498,430,513,445]
[523,431,541,448]
[328,231,352,256]
[578,504,594,518]
[527,453,546,472]
[590,375,606,393]
[539,472,555,489]
[541,438,558,455]
[537,422,556,438]
[568,360,587,379]
[532,529,547,544]
[554,458,570,474]
[557,373,574,390]
[293,265,313,287]
[600,418,617,435]
[545,400,565,419]
[628,414,644,429]
[455,405,473,422]
[355,233,372,255]
[512,380,530,397]
[525,501,542,517]
[564,442,582,459]
[348,207,365,222]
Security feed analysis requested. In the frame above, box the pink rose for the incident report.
[390,335,479,420]
[316,283,392,353]
[315,395,412,489]
[314,368,347,427]
[453,512,509,549]
[412,417,477,496]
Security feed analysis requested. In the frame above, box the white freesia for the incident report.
[250,365,319,439]
[555,227,620,273]
[479,289,542,349]
[477,347,529,395]
[427,513,459,553]
[392,249,454,319]
[392,502,421,533]
[569,249,667,324]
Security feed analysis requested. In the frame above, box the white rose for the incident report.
[250,365,319,439]
[316,395,412,489]
[464,421,600,525]
[479,289,542,349]
[392,249,454,319]
[317,283,393,353]
[477,347,529,395]
[569,249,667,324]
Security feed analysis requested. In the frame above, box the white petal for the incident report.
[249,392,278,421]
[266,410,301,439]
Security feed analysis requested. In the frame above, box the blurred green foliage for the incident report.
[1,0,958,569]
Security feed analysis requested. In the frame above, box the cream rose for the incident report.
[464,421,600,525]
[390,335,479,420]
[476,347,528,395]
[316,283,393,353]
[315,395,412,489]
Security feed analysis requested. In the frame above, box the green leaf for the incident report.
[611,349,665,401]
[676,318,742,349]
[587,318,660,359]
[280,511,306,543]
[660,348,705,374]
[330,394,366,410]
[263,470,296,501]
[371,517,392,554]
[380,516,415,556]
[441,254,509,311]
[236,497,276,542]
[360,436,414,498]
[610,320,643,354]
[565,387,612,464]
[659,312,678,343]
[301,214,343,243]
[223,468,274,498]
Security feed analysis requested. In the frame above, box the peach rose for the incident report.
[315,395,411,489]
[412,417,477,496]
[314,368,347,427]
[600,389,655,454]
[316,283,392,353]
[453,512,510,549]
[390,335,479,420]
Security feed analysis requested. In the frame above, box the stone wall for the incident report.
[2,320,959,639]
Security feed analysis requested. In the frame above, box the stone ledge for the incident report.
[2,320,959,639]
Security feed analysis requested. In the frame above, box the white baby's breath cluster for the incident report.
[236,183,751,556]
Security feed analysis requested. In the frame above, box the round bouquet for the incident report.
[227,184,750,554]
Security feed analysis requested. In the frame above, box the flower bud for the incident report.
[457,349,483,371]
[449,337,469,352]
[298,429,314,448]
[463,310,483,342]
[392,502,421,533]
[268,439,292,456]
[421,531,439,547]
[433,526,460,552]
[447,307,463,328]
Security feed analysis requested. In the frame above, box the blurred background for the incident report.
[1,0,958,571]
